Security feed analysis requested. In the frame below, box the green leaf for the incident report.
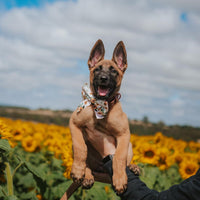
[0,139,11,152]
[140,165,160,189]
[5,195,18,200]
[24,162,45,182]
[52,180,73,199]
[157,173,171,190]
[0,186,6,198]
[46,172,67,187]
[166,166,182,185]
[84,182,108,200]
[16,173,36,188]
[19,190,38,200]
[51,157,63,170]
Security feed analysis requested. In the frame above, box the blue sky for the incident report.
[180,12,188,22]
[0,0,60,9]
[0,0,200,127]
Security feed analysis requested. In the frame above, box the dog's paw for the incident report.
[82,168,94,189]
[70,166,85,184]
[70,172,85,184]
[112,172,127,195]
[128,164,140,176]
[82,177,94,189]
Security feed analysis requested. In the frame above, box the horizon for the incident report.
[1,103,200,128]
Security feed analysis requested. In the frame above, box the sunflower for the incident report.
[173,151,183,164]
[179,160,199,179]
[0,119,12,139]
[22,136,38,152]
[183,152,198,163]
[139,144,158,165]
[62,148,73,179]
[197,151,200,164]
[188,141,200,152]
[164,138,178,154]
[14,131,24,141]
[33,132,44,149]
[104,185,110,194]
[153,132,164,144]
[36,194,42,200]
[157,148,173,170]
[175,140,187,152]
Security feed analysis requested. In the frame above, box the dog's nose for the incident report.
[100,75,108,82]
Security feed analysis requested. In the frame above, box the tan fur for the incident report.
[70,40,136,194]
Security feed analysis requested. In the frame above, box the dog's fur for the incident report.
[70,40,138,194]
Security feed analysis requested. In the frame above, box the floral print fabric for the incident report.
[77,83,109,119]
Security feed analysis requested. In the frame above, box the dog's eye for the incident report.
[94,66,102,73]
[109,66,118,76]
[95,65,102,71]
[109,66,114,71]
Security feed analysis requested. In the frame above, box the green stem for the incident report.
[0,186,7,196]
[82,189,86,200]
[5,162,14,196]
[12,161,23,178]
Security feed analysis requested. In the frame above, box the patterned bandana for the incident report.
[77,83,109,119]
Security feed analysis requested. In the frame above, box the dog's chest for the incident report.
[83,117,111,138]
[77,104,122,141]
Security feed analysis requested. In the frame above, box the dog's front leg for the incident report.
[70,118,87,184]
[112,133,130,195]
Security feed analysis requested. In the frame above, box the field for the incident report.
[1,106,200,141]
[0,113,200,199]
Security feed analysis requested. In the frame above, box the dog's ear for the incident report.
[88,39,105,69]
[112,41,127,72]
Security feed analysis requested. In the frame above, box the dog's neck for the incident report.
[107,93,121,107]
[89,85,121,106]
[77,83,121,119]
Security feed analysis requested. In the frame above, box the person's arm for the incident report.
[103,155,200,200]
[103,155,158,200]
[161,169,200,200]
[85,128,200,200]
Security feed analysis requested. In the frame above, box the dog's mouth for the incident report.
[93,73,117,100]
[93,83,116,100]
[98,86,110,97]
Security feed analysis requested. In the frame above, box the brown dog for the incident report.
[69,40,139,194]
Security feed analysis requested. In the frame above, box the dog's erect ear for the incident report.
[88,39,105,69]
[112,41,127,72]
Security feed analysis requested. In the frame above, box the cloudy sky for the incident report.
[0,0,200,126]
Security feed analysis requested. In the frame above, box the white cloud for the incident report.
[151,0,200,12]
[0,0,200,126]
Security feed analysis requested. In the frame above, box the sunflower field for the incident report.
[0,117,200,200]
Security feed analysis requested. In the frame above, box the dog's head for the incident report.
[88,39,127,100]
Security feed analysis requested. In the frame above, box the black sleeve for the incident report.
[103,158,200,200]
[160,170,200,200]
[103,159,159,200]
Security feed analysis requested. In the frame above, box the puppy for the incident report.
[69,40,139,194]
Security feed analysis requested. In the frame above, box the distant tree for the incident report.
[142,116,149,124]
[157,120,165,128]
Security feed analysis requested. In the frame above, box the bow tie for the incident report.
[77,83,109,119]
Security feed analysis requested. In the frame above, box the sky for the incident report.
[0,0,200,127]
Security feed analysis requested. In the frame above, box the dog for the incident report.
[69,39,139,195]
